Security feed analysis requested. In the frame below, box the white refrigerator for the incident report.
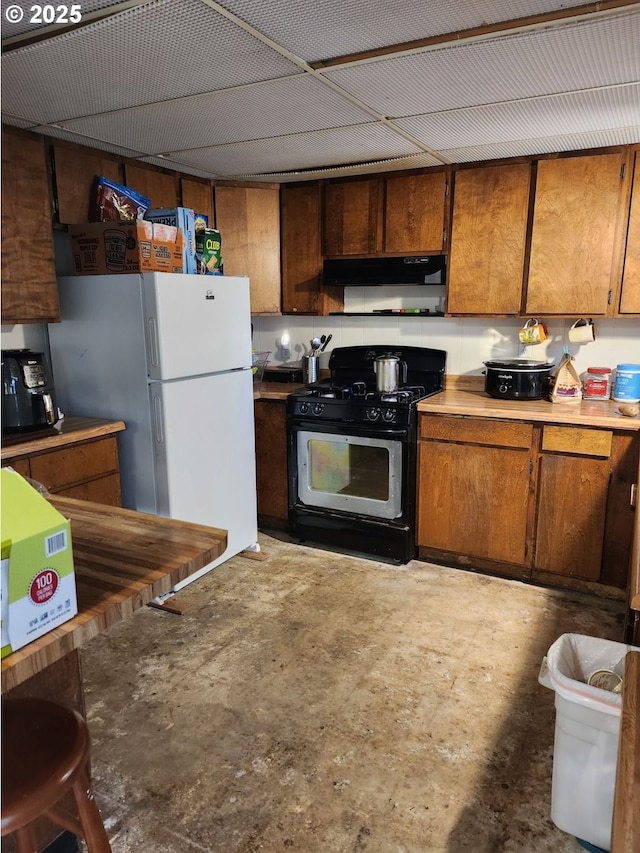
[48,272,258,590]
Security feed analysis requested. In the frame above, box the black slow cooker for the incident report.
[484,358,555,400]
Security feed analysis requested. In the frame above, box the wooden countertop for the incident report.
[2,415,127,461]
[612,651,640,853]
[253,381,304,401]
[418,387,640,430]
[1,496,227,692]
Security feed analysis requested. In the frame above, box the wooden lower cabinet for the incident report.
[254,399,289,528]
[3,435,122,506]
[417,416,533,576]
[417,414,638,592]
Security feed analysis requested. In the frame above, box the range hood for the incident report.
[323,255,446,286]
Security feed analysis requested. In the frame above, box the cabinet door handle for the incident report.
[631,483,637,508]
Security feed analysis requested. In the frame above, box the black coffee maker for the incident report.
[2,349,59,433]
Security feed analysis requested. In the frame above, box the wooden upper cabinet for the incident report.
[281,183,323,314]
[181,178,214,226]
[123,163,179,209]
[525,152,627,315]
[215,185,281,314]
[383,170,448,253]
[447,163,531,315]
[54,144,122,224]
[323,178,380,256]
[1,130,59,324]
[620,151,640,314]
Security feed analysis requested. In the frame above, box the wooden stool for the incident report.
[1,698,112,853]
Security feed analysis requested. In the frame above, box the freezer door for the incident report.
[143,273,252,380]
[150,368,257,574]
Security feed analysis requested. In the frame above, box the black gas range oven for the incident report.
[286,345,446,564]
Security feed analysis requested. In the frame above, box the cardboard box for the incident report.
[195,228,223,275]
[1,469,77,658]
[69,220,184,275]
[145,207,197,274]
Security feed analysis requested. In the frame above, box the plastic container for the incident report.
[612,363,640,402]
[581,367,612,400]
[539,633,640,851]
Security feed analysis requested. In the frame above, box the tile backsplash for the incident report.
[252,310,640,379]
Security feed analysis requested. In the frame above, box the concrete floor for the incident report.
[79,531,626,853]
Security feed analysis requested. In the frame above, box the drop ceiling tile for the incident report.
[218,0,602,63]
[395,84,640,149]
[1,0,301,124]
[163,123,427,177]
[137,156,220,180]
[440,126,640,163]
[29,124,145,158]
[57,75,376,152]
[245,152,447,183]
[0,114,38,129]
[323,9,640,116]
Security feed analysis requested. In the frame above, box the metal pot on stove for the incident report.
[2,349,59,433]
[483,358,555,401]
[374,355,408,393]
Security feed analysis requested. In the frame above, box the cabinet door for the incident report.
[181,177,214,226]
[417,416,533,566]
[281,183,322,314]
[54,143,122,224]
[534,426,612,581]
[384,171,447,253]
[448,163,530,314]
[323,178,380,256]
[620,151,640,314]
[215,185,281,314]
[526,153,627,315]
[1,130,59,324]
[254,400,288,526]
[124,164,179,209]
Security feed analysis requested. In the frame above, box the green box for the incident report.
[1,468,77,658]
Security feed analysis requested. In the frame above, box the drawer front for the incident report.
[2,458,31,478]
[30,437,119,491]
[57,473,122,506]
[420,415,533,449]
[541,425,613,457]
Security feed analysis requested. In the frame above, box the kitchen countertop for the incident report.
[418,386,640,430]
[1,495,227,692]
[1,415,127,460]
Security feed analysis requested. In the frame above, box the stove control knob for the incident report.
[366,407,381,421]
[299,402,310,414]
[498,384,509,394]
[313,403,324,415]
[382,408,396,422]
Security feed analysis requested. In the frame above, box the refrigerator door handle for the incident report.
[152,394,164,443]
[147,317,160,368]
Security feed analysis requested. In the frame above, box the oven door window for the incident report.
[296,430,403,519]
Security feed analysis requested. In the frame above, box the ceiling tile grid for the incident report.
[395,84,640,149]
[242,152,449,183]
[162,123,429,177]
[214,0,603,63]
[322,10,640,117]
[1,0,302,124]
[54,75,377,153]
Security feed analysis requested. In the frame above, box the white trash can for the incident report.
[538,633,639,852]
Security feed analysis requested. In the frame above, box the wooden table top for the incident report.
[1,496,227,692]
[612,651,640,853]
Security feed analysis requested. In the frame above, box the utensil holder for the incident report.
[303,355,319,385]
